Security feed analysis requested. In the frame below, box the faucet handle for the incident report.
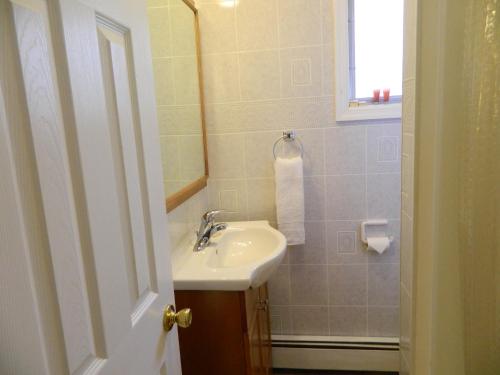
[202,209,225,223]
[196,210,226,239]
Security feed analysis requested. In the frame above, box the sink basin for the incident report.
[206,227,283,268]
[172,221,287,291]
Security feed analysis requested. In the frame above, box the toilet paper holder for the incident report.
[360,220,394,244]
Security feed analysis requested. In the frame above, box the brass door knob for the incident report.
[163,305,192,332]
[257,299,269,311]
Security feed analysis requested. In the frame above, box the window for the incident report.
[350,0,403,100]
[335,0,403,121]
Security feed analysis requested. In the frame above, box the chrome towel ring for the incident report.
[273,130,304,160]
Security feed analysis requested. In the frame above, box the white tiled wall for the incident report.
[400,0,417,372]
[198,0,401,338]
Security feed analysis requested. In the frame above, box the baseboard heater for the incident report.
[272,335,400,372]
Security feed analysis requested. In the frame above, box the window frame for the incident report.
[335,0,402,121]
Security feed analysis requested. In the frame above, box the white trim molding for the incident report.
[334,0,402,122]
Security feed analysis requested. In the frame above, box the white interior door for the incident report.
[0,0,182,374]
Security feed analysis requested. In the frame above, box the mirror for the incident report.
[147,0,208,212]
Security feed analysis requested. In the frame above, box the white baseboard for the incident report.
[272,335,400,372]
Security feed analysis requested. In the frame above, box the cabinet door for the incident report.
[176,291,247,375]
[245,288,263,375]
[247,316,263,375]
[258,285,273,374]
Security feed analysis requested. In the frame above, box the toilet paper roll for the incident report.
[367,236,391,254]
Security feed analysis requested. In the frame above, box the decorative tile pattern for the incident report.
[366,124,401,173]
[327,220,368,265]
[292,58,312,86]
[281,47,322,97]
[337,231,356,253]
[377,136,399,162]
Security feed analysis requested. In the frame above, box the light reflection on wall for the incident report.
[218,0,238,8]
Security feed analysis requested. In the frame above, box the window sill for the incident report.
[336,102,401,122]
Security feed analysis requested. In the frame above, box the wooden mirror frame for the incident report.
[165,0,209,213]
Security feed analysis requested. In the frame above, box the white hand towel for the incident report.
[274,156,305,245]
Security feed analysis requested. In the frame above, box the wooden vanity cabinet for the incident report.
[174,284,272,375]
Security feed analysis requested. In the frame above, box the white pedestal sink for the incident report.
[171,221,287,291]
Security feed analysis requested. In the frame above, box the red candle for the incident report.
[373,89,381,102]
[383,88,390,102]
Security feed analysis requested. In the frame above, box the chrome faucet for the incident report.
[193,210,227,252]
